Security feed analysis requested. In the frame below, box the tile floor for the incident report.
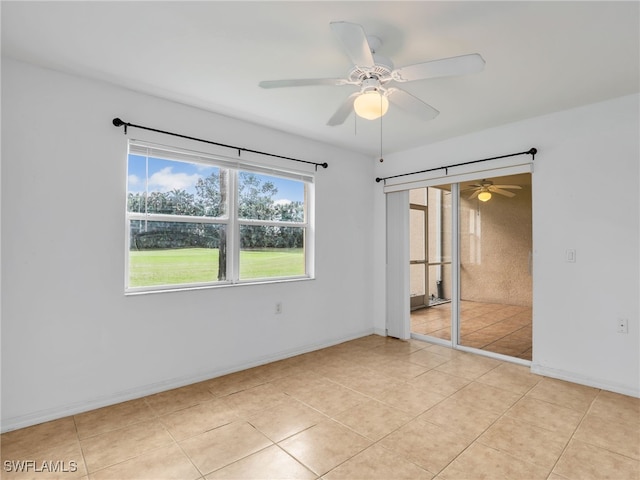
[2,335,638,479]
[411,300,533,360]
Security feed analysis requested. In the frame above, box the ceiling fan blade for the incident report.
[468,190,480,200]
[386,88,439,121]
[330,21,375,67]
[392,53,486,82]
[491,188,516,197]
[327,92,360,126]
[492,185,522,190]
[259,78,349,89]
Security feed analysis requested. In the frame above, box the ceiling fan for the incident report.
[258,21,485,126]
[463,180,522,202]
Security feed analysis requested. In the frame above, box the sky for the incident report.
[127,155,305,204]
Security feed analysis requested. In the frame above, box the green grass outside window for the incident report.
[128,248,304,287]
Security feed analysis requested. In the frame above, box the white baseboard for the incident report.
[1,328,376,433]
[530,363,640,398]
[373,327,387,336]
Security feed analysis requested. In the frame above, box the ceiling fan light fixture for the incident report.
[353,90,389,120]
[478,190,492,202]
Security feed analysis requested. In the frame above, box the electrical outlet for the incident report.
[565,249,576,262]
[275,302,282,314]
[617,317,628,334]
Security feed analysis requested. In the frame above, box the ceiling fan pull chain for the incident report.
[379,94,384,162]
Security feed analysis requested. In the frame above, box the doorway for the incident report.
[409,185,453,342]
[409,173,533,361]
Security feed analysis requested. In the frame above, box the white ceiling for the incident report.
[2,1,638,157]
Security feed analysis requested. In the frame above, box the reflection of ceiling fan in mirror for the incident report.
[463,180,522,202]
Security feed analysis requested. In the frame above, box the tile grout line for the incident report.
[72,401,163,476]
[84,403,183,477]
[271,344,452,478]
[272,442,319,478]
[161,414,207,479]
[71,415,90,478]
[430,375,547,478]
[552,389,640,462]
[82,442,185,478]
[543,388,602,478]
[319,358,500,479]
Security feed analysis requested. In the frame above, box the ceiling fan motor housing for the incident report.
[348,54,394,85]
[360,77,383,93]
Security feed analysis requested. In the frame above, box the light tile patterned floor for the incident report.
[412,300,533,360]
[1,335,638,479]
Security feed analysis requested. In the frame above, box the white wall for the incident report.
[373,94,640,397]
[0,58,376,431]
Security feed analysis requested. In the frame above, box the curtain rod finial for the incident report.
[529,147,537,156]
[112,118,125,127]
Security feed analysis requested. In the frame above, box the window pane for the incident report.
[127,154,228,217]
[128,220,226,287]
[239,225,305,279]
[238,171,305,221]
[410,208,425,262]
[410,263,425,297]
[427,186,452,264]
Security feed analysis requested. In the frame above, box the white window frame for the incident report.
[125,140,315,294]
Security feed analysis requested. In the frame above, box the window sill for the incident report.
[124,275,314,296]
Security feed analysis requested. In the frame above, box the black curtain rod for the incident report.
[112,118,328,170]
[375,147,537,183]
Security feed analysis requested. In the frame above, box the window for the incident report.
[126,141,314,292]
